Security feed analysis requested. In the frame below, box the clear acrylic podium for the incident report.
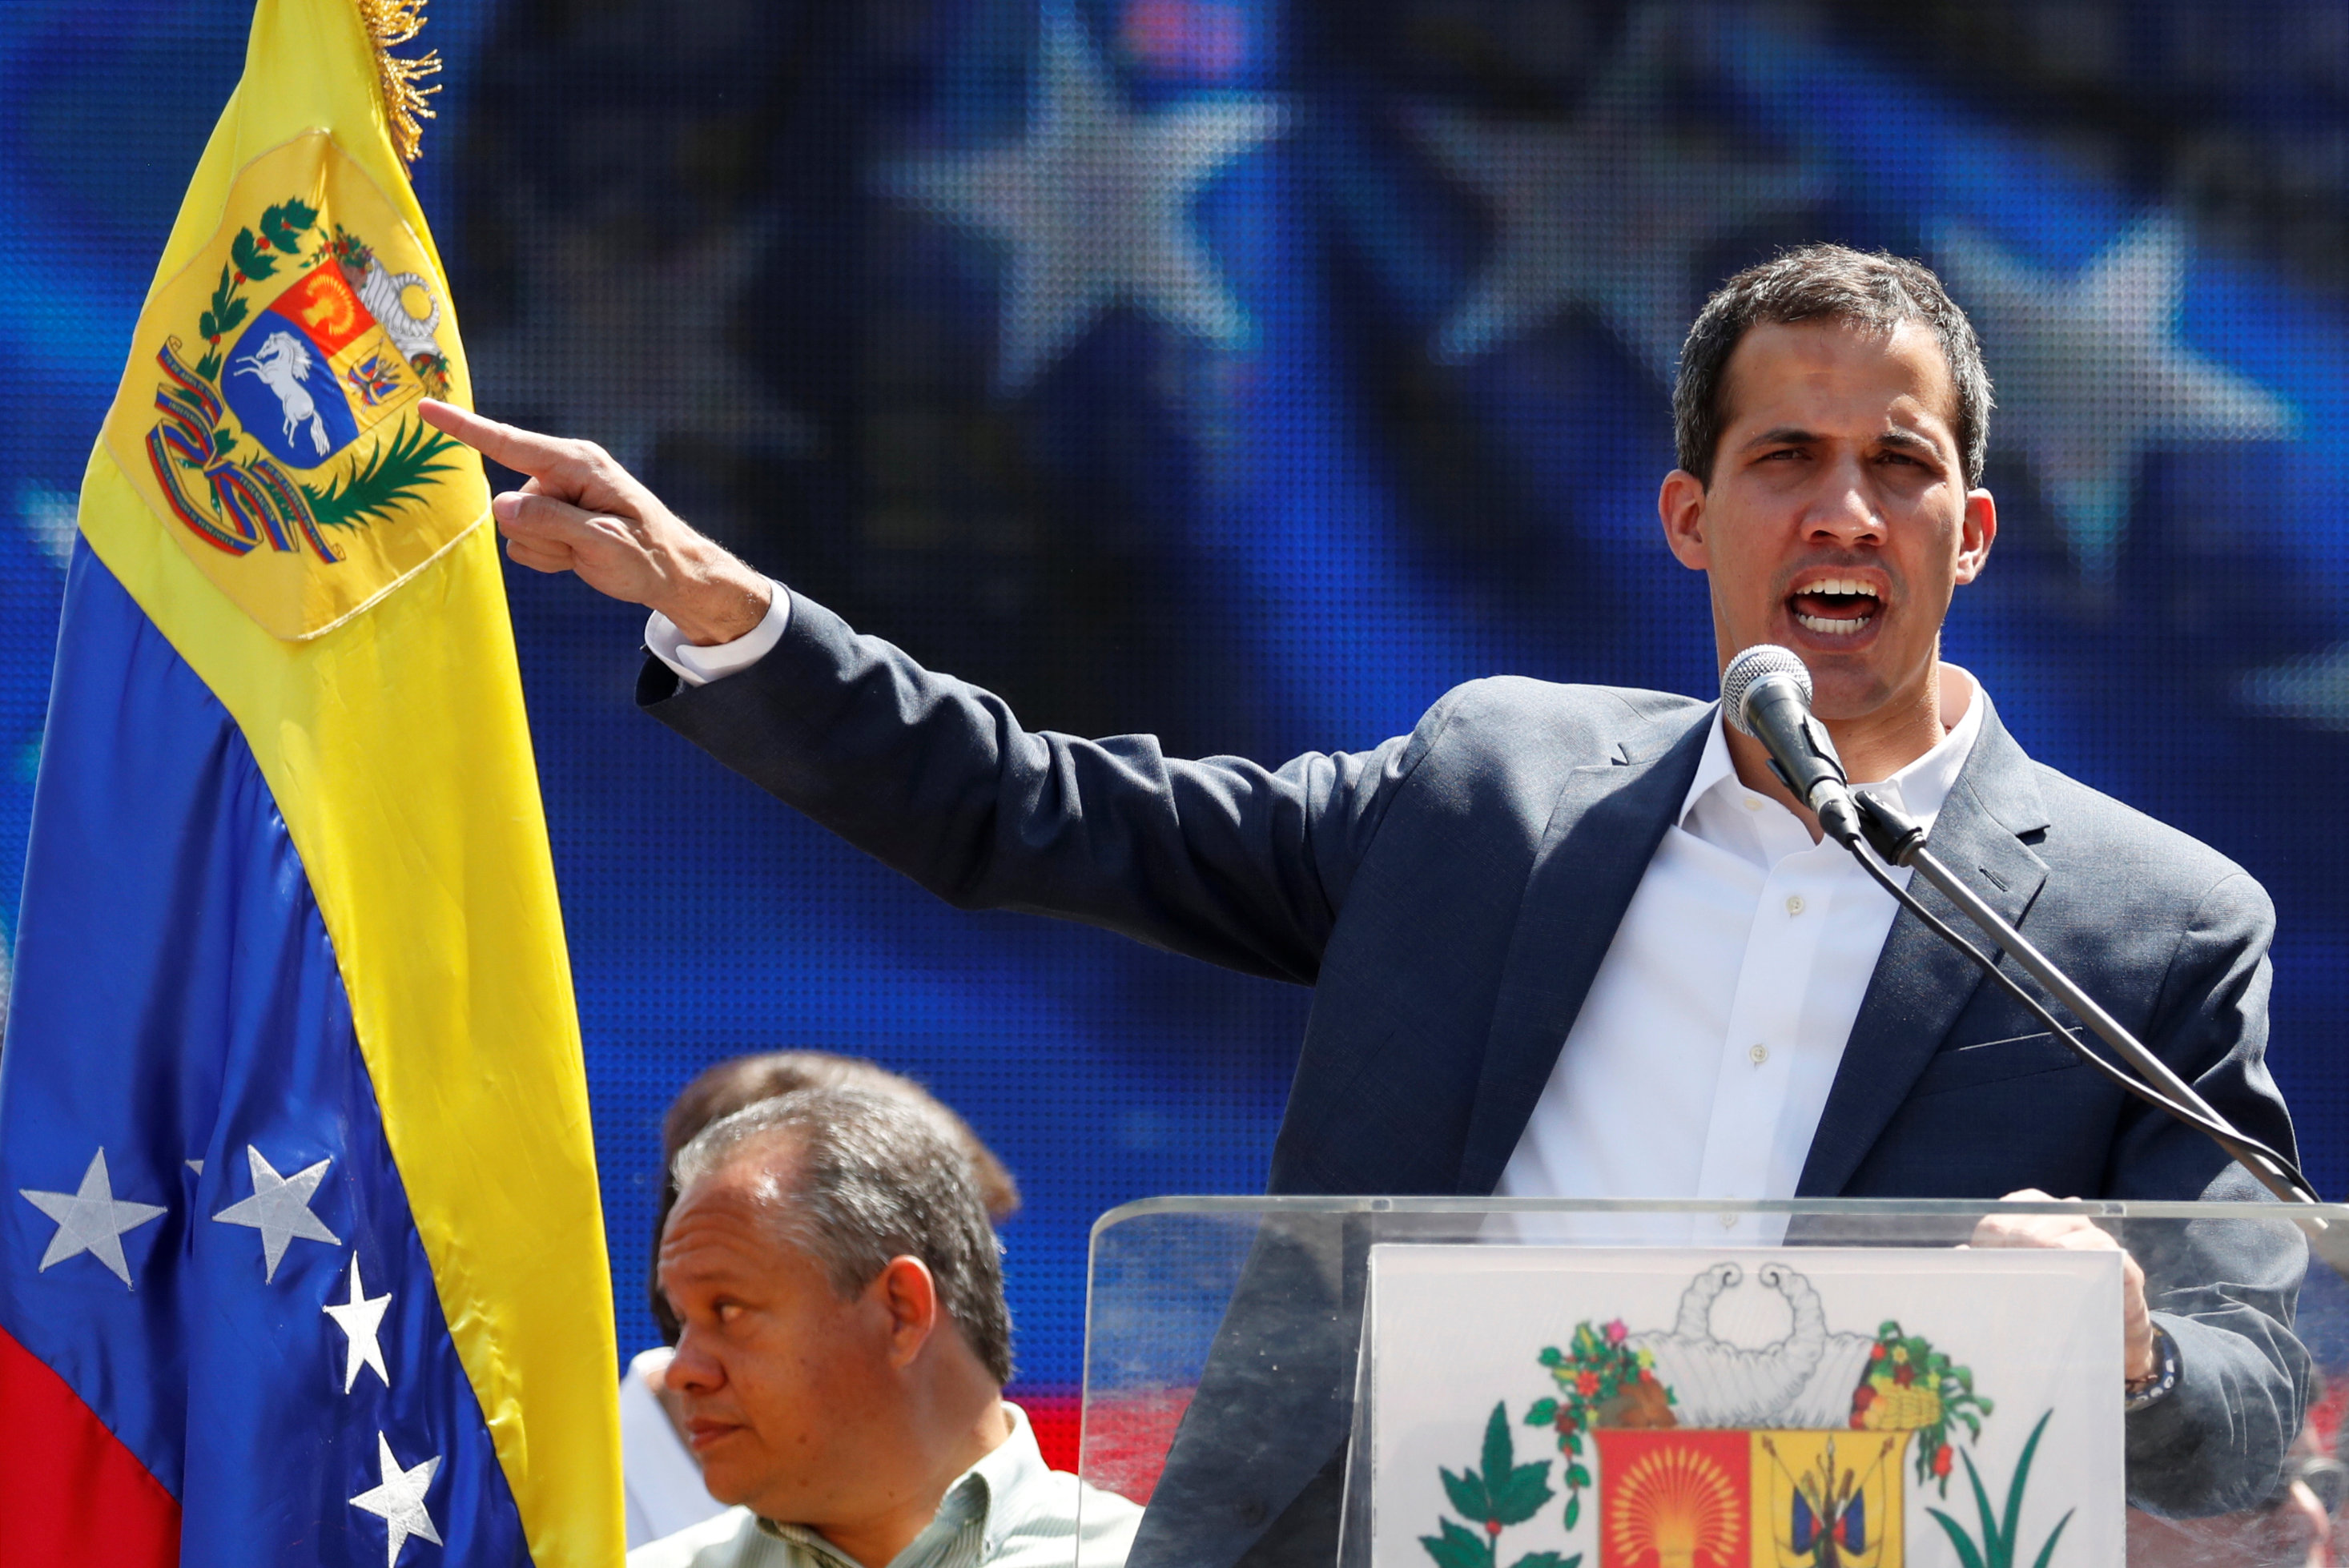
[1076,1197,2349,1568]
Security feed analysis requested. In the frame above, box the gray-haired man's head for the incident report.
[670,1084,1014,1384]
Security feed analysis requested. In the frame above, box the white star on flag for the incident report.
[18,1148,167,1289]
[324,1253,392,1392]
[350,1433,443,1566]
[211,1144,340,1283]
[879,7,1285,393]
[1934,216,2298,584]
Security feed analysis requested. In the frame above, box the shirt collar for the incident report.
[1680,663,1985,830]
[959,1401,1054,1559]
[758,1402,1051,1568]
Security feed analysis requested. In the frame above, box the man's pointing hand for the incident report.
[420,399,770,645]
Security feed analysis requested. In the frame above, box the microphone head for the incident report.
[1721,644,1811,738]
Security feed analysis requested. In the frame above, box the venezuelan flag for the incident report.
[0,2,621,1565]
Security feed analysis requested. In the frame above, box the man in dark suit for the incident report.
[420,245,2305,1538]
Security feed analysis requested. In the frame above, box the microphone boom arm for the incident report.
[1844,786,2319,1209]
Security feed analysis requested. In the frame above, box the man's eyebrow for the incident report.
[1740,425,1948,458]
[1741,426,1820,451]
[1874,426,1941,454]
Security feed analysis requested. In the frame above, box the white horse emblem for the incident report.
[234,329,332,457]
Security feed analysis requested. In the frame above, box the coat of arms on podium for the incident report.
[102,129,487,638]
[1369,1248,2121,1568]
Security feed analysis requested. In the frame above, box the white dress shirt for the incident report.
[650,601,1985,1227]
[1493,665,1982,1233]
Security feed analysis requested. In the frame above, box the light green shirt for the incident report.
[628,1403,1144,1568]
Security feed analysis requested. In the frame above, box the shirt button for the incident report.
[1749,1043,1769,1066]
[1785,894,1806,916]
[1718,1212,1739,1229]
[1743,796,1764,812]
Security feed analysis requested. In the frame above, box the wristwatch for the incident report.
[2124,1325,2180,1413]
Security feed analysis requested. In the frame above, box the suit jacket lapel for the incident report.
[1454,704,1712,1195]
[1796,694,2053,1196]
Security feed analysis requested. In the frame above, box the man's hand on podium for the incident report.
[419,400,771,647]
[1967,1188,2157,1383]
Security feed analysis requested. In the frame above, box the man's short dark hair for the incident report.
[1673,244,1993,488]
[673,1084,1016,1385]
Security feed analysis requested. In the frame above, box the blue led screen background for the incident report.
[8,0,2349,1401]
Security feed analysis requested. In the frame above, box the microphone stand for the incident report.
[1832,788,2342,1247]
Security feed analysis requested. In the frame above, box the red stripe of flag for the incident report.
[0,1321,180,1566]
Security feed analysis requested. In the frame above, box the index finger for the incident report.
[418,400,574,480]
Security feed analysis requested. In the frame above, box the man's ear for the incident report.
[1659,469,1711,570]
[875,1256,940,1368]
[1953,488,1997,585]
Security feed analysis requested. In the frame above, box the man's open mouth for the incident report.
[1788,577,1882,637]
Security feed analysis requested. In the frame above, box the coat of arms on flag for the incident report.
[100,128,483,640]
[1369,1248,2122,1568]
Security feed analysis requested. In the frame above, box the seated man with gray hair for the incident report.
[630,1086,1141,1568]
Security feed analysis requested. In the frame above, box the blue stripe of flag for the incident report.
[0,544,533,1567]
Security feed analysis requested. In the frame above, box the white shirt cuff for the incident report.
[645,581,790,688]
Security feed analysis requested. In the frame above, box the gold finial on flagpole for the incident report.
[355,0,443,163]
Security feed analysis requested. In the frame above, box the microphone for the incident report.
[1720,645,1863,845]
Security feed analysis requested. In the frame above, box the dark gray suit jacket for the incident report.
[643,591,2307,1538]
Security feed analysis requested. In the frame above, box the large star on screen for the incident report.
[211,1144,341,1283]
[1934,217,2297,585]
[2238,641,2349,730]
[879,8,1285,393]
[18,1148,167,1289]
[466,206,815,476]
[350,1433,444,1567]
[1410,92,1818,376]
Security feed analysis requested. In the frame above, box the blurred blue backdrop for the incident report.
[7,0,2349,1403]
